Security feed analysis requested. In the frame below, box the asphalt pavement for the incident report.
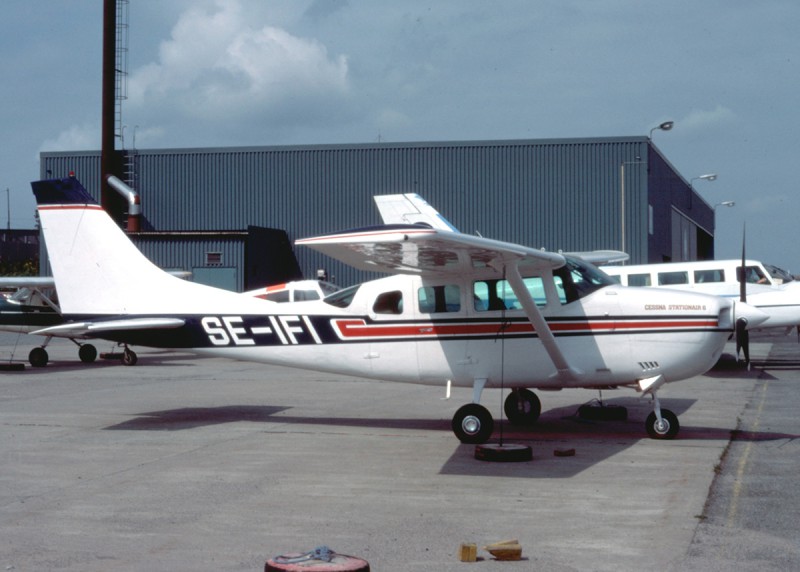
[0,331,798,571]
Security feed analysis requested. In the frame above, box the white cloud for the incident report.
[39,123,100,153]
[678,105,737,132]
[127,0,349,124]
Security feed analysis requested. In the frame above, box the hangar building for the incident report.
[40,136,714,291]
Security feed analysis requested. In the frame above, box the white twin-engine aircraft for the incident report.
[30,176,761,443]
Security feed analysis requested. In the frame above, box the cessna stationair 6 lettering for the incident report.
[30,176,762,443]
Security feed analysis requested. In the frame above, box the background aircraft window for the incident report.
[373,291,403,314]
[694,269,724,283]
[293,289,320,301]
[264,290,290,303]
[658,271,688,286]
[737,265,769,284]
[418,285,461,313]
[628,273,651,287]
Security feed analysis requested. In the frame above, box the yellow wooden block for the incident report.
[458,543,478,562]
[483,539,523,561]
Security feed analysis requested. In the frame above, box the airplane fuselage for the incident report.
[69,274,732,390]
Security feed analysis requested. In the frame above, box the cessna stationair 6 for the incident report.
[29,176,764,443]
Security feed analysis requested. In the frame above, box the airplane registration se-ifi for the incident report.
[29,176,766,443]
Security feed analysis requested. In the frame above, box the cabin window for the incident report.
[473,277,547,311]
[293,289,320,301]
[658,271,688,286]
[694,269,724,284]
[373,291,404,314]
[627,273,651,287]
[418,285,461,313]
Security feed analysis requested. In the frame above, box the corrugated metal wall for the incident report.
[41,137,709,287]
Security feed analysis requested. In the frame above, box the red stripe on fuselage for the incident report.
[331,318,720,340]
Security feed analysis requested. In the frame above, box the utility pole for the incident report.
[5,188,9,230]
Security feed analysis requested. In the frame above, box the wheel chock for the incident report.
[483,539,523,561]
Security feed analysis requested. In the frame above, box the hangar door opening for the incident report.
[670,209,713,262]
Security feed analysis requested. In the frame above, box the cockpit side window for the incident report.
[473,277,547,311]
[554,257,614,303]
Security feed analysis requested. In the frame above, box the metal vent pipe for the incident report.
[105,175,141,232]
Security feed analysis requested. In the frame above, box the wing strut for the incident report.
[504,262,582,382]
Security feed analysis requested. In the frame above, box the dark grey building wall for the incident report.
[40,137,713,288]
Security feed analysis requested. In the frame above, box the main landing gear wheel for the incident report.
[452,403,494,444]
[504,388,541,426]
[29,347,48,368]
[122,348,138,366]
[645,409,680,439]
[78,343,97,363]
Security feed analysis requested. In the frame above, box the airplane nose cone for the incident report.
[735,301,769,329]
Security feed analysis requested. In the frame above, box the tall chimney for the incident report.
[101,0,116,213]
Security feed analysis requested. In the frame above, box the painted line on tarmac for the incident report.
[726,376,769,527]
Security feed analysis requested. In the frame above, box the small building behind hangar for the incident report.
[40,136,714,290]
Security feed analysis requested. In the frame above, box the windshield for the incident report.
[554,257,615,303]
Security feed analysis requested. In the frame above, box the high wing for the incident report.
[373,193,629,265]
[297,225,581,381]
[373,193,459,232]
[296,224,566,276]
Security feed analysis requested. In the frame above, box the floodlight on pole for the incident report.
[691,173,718,190]
[649,121,674,138]
[714,201,735,210]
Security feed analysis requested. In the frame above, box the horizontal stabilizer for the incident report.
[33,317,186,337]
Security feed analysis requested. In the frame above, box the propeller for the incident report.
[735,225,750,369]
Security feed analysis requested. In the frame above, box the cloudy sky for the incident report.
[1,1,798,270]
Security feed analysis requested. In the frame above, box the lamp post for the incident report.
[691,173,717,190]
[649,121,674,138]
[714,200,735,210]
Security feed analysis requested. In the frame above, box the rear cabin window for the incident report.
[694,269,724,284]
[658,271,688,286]
[418,285,461,313]
[373,291,403,314]
[627,273,651,287]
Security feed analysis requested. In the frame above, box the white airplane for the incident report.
[601,257,800,365]
[28,176,764,443]
[0,276,100,365]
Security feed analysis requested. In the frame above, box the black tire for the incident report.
[122,348,138,366]
[452,403,494,444]
[504,388,541,426]
[78,344,98,363]
[645,409,680,439]
[29,347,49,368]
